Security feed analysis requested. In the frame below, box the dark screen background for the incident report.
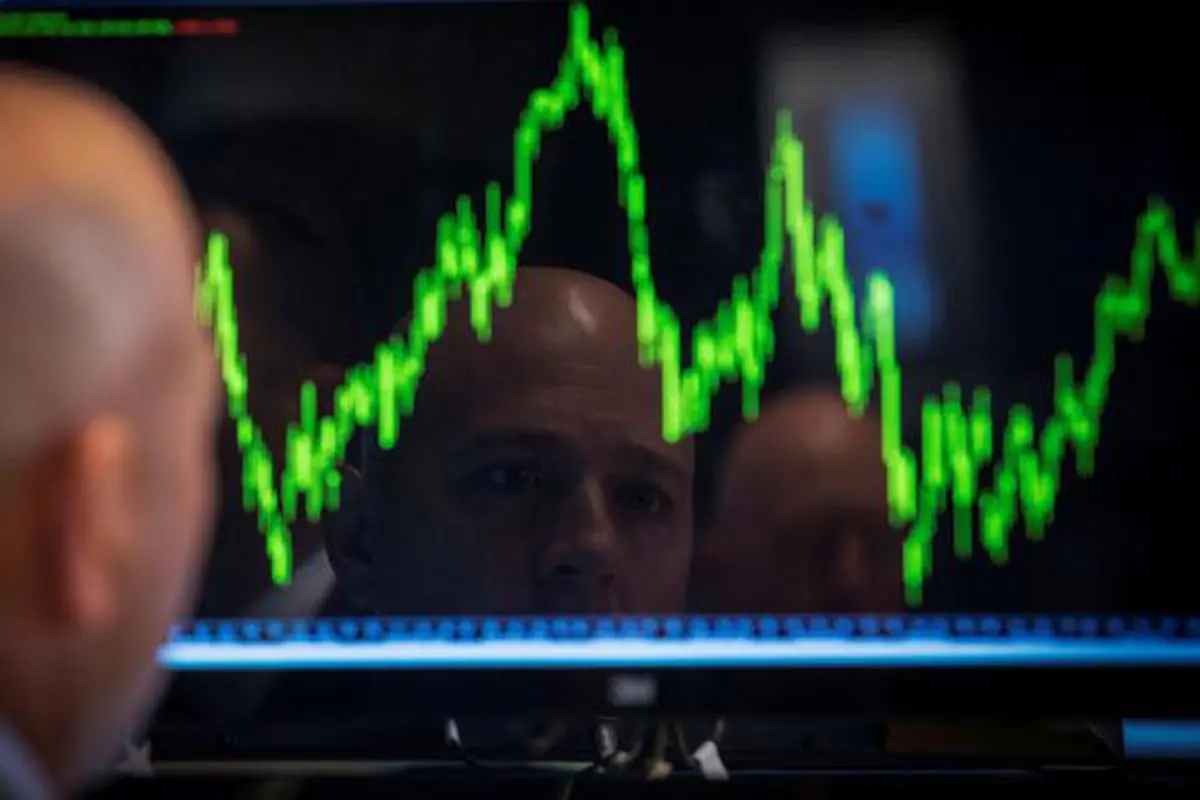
[3,0,1198,615]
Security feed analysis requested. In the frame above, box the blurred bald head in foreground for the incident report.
[692,389,903,614]
[0,66,218,792]
[328,268,695,616]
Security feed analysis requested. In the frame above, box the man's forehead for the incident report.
[437,372,681,436]
[404,357,692,474]
[433,310,643,374]
[416,308,660,429]
[719,409,885,503]
[448,423,690,472]
[399,265,690,443]
[422,352,664,428]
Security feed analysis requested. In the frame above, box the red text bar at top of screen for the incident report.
[173,18,239,36]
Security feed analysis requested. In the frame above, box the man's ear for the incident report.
[36,415,137,632]
[323,463,374,613]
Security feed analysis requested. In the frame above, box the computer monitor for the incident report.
[4,0,1199,741]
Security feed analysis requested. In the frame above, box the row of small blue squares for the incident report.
[171,615,1200,643]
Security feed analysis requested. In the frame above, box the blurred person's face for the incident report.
[74,225,221,777]
[691,391,902,614]
[329,268,694,615]
[0,209,219,782]
[0,66,220,790]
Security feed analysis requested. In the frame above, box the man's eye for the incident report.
[617,480,672,516]
[477,463,541,492]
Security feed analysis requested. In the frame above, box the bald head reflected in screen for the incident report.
[327,267,695,616]
[0,66,217,792]
[693,389,903,614]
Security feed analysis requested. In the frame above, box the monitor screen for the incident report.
[4,0,1199,703]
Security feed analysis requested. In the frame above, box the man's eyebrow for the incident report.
[445,429,567,460]
[615,442,691,486]
[443,430,690,482]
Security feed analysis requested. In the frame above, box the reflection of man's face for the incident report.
[336,268,694,615]
[692,390,902,614]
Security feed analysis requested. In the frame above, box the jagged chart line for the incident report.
[195,2,1200,606]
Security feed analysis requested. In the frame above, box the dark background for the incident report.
[2,0,1199,614]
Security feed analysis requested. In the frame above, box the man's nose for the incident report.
[535,481,619,613]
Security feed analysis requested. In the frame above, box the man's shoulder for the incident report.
[0,724,51,800]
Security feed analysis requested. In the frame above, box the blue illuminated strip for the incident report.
[159,639,1200,670]
[1125,721,1200,758]
[159,638,1200,670]
[158,614,1200,670]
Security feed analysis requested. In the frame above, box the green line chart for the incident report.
[194,2,1200,605]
